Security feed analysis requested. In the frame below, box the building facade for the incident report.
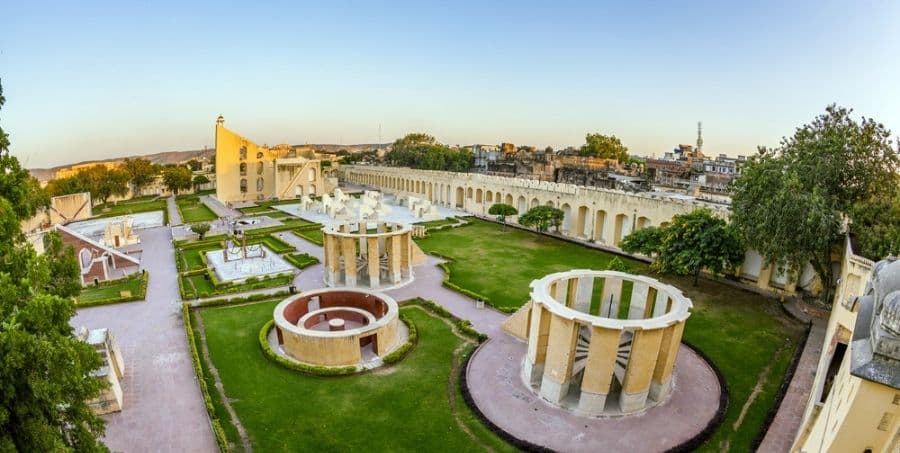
[214,116,334,204]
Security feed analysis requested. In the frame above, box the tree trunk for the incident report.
[811,247,836,306]
[693,266,700,286]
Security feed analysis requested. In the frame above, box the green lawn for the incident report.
[94,197,167,221]
[76,274,146,305]
[180,273,293,299]
[292,227,323,245]
[283,252,319,269]
[416,219,805,452]
[196,301,515,452]
[415,217,460,229]
[176,196,218,223]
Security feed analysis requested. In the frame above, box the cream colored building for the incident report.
[55,161,123,180]
[791,240,900,452]
[214,116,334,204]
[340,165,820,297]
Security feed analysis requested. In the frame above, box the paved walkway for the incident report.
[200,195,242,219]
[166,196,183,226]
[757,318,826,452]
[72,227,217,452]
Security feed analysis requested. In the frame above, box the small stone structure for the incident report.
[503,269,692,415]
[101,217,139,248]
[78,327,125,414]
[273,288,401,367]
[323,221,414,290]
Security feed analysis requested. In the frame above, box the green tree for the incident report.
[162,166,193,195]
[579,133,629,161]
[644,208,744,285]
[731,105,898,303]
[0,79,107,451]
[385,133,474,172]
[519,206,564,234]
[488,203,517,230]
[847,181,900,259]
[41,231,82,299]
[86,166,130,204]
[186,159,202,171]
[192,174,210,192]
[121,158,159,195]
[605,256,631,273]
[190,222,211,240]
[619,226,664,256]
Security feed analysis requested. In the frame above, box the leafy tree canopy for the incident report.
[121,158,159,193]
[385,133,473,172]
[622,208,744,285]
[731,104,898,301]
[519,205,564,233]
[162,165,193,195]
[190,222,211,240]
[578,133,629,161]
[46,165,130,205]
[0,79,107,451]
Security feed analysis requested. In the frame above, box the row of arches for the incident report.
[345,171,667,245]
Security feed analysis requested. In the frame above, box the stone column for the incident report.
[327,233,341,285]
[367,236,380,289]
[524,302,551,386]
[341,236,357,286]
[627,283,650,320]
[650,321,685,401]
[566,278,579,308]
[574,277,594,313]
[579,326,621,414]
[540,314,579,403]
[400,232,411,279]
[652,292,670,317]
[619,328,664,413]
[358,223,367,258]
[600,277,623,319]
[389,235,402,284]
[757,261,773,291]
[377,223,386,250]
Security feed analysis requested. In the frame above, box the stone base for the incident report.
[578,391,608,415]
[649,378,672,401]
[522,359,544,387]
[619,390,649,414]
[539,375,570,404]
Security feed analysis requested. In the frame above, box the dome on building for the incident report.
[879,291,900,336]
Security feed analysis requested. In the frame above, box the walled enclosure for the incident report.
[322,221,414,290]
[273,288,401,367]
[505,270,692,415]
[339,165,821,296]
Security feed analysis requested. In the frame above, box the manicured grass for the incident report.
[415,217,459,229]
[197,301,515,452]
[176,196,218,223]
[243,218,316,237]
[416,218,805,452]
[247,234,295,254]
[95,198,167,221]
[180,273,293,299]
[283,252,319,269]
[76,273,147,305]
[292,227,323,245]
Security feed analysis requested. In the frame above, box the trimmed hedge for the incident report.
[292,226,324,246]
[181,304,229,452]
[179,271,293,300]
[244,219,319,237]
[257,320,358,376]
[381,313,418,365]
[284,253,320,269]
[247,234,296,254]
[195,291,291,308]
[75,272,150,308]
[403,298,487,343]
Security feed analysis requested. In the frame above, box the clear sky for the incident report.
[2,1,899,168]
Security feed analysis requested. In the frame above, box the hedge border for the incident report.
[749,322,813,450]
[283,253,320,269]
[292,227,324,246]
[181,303,229,452]
[75,272,150,308]
[456,339,730,453]
[195,290,291,308]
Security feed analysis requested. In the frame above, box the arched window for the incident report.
[256,161,264,175]
[239,163,247,176]
[256,151,264,159]
[239,146,247,160]
[240,179,248,193]
[256,177,264,192]
[308,169,316,182]
[79,249,92,268]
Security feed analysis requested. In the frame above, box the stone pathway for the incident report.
[167,196,183,226]
[757,319,826,452]
[72,227,217,452]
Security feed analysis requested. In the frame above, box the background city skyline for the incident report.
[3,0,899,168]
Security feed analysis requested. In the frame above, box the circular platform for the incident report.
[464,334,724,452]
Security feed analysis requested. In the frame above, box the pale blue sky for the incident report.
[2,1,899,168]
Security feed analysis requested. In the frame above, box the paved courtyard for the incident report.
[72,227,217,453]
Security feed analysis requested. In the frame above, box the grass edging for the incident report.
[284,253,320,269]
[75,272,150,308]
[181,303,229,452]
[749,322,814,450]
[670,340,730,452]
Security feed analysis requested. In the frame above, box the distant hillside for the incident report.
[29,144,389,181]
